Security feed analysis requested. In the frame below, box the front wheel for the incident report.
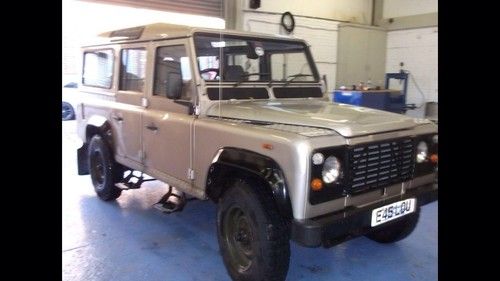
[88,135,123,201]
[217,178,290,281]
[365,208,420,243]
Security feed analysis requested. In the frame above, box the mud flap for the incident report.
[77,143,89,175]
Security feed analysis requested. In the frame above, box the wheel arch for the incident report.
[85,115,114,145]
[206,147,293,220]
[77,115,115,175]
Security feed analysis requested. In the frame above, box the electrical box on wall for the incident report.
[249,0,261,9]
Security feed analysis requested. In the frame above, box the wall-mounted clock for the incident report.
[281,11,295,33]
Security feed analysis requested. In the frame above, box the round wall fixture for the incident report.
[280,11,295,33]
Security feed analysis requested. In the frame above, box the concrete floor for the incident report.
[62,120,438,281]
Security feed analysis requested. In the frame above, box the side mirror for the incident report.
[166,71,183,100]
[160,60,183,99]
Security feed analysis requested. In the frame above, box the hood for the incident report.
[206,99,423,137]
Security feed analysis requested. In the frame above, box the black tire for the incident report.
[217,178,290,281]
[366,208,420,243]
[88,135,123,201]
[62,102,75,121]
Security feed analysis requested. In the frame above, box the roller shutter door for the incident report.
[81,0,224,18]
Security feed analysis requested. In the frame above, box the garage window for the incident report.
[120,48,147,92]
[82,49,114,88]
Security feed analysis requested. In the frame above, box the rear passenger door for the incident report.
[112,44,148,164]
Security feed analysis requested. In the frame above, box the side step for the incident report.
[153,185,186,214]
[115,170,156,190]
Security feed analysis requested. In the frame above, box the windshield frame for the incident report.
[193,32,321,85]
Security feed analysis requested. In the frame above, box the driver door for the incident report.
[142,40,195,186]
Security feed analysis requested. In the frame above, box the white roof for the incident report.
[83,23,305,47]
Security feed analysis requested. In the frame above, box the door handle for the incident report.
[112,116,123,122]
[146,124,158,131]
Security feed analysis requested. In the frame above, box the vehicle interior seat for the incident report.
[155,60,182,97]
[224,65,246,81]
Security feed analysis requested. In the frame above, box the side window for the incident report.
[119,48,147,92]
[82,49,114,88]
[154,45,191,97]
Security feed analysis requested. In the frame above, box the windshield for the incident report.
[194,33,319,83]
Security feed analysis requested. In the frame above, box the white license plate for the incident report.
[371,198,416,227]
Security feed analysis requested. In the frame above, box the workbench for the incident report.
[332,89,406,114]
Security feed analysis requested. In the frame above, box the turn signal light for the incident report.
[311,178,323,191]
[262,143,273,150]
[430,154,438,163]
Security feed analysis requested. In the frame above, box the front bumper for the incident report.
[291,183,438,248]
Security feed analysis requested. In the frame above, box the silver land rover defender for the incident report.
[75,23,438,281]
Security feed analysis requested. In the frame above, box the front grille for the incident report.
[347,138,415,194]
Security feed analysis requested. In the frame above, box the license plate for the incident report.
[371,198,416,227]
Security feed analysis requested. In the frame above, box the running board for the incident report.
[153,185,186,214]
[115,170,156,190]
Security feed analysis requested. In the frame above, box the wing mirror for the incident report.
[166,72,183,100]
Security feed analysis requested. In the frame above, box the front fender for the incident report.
[206,147,292,219]
[85,115,113,146]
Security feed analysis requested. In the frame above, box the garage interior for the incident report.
[62,0,438,280]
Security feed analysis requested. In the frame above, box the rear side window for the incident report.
[82,49,114,88]
[119,48,147,92]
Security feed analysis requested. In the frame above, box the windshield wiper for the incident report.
[232,72,270,87]
[283,74,314,87]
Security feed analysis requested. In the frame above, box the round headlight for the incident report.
[312,153,325,165]
[322,156,341,183]
[432,135,438,144]
[416,141,428,163]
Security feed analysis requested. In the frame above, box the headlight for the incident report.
[322,156,341,183]
[416,141,428,163]
[432,135,438,144]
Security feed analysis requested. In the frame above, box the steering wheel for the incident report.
[200,68,220,77]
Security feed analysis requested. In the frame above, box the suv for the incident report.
[76,23,437,281]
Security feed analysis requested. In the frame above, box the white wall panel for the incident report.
[243,12,339,94]
[243,0,373,25]
[386,27,438,118]
[383,0,438,18]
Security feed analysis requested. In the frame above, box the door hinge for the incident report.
[188,168,195,180]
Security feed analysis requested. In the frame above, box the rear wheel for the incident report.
[366,208,420,243]
[88,135,123,201]
[217,178,290,281]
